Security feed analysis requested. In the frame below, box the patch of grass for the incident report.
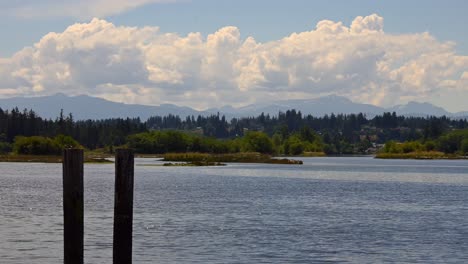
[163,161,226,167]
[163,152,303,165]
[0,151,304,165]
[0,154,62,163]
[375,151,465,160]
[135,154,164,158]
[0,154,114,163]
[84,158,113,164]
[138,161,226,167]
[265,158,303,165]
[301,152,327,157]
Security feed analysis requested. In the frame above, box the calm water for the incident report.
[1,157,467,263]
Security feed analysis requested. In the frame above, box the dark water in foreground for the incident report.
[1,157,467,263]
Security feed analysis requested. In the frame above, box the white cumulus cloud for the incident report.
[0,14,467,110]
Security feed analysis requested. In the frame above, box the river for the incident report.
[1,157,467,263]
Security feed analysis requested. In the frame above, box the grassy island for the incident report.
[375,151,465,160]
[163,152,303,165]
[0,154,113,163]
[376,129,468,159]
[162,161,226,166]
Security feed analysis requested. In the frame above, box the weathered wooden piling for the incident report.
[62,148,84,264]
[113,149,135,264]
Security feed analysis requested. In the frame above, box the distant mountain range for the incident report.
[0,93,211,120]
[211,95,468,119]
[0,93,466,120]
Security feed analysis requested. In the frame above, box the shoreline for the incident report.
[0,154,113,163]
[1,153,466,163]
[374,152,467,160]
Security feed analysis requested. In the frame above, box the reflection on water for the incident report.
[1,157,467,263]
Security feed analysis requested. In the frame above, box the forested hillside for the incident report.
[1,107,467,155]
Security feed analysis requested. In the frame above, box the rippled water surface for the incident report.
[1,157,468,263]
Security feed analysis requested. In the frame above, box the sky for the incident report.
[0,0,467,112]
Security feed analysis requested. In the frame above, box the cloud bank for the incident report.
[0,14,467,109]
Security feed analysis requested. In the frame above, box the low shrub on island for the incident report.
[376,129,468,159]
[0,154,113,163]
[0,135,114,163]
[375,151,452,160]
[0,141,12,154]
[127,129,324,157]
[13,135,81,155]
[163,152,303,165]
[163,161,226,166]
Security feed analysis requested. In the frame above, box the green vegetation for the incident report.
[163,152,303,165]
[0,134,112,163]
[0,154,63,163]
[1,106,468,159]
[127,130,265,155]
[281,127,324,155]
[138,161,226,167]
[162,161,226,167]
[127,130,232,154]
[0,154,113,163]
[375,151,452,159]
[0,133,12,154]
[0,142,12,154]
[302,152,327,157]
[127,129,323,157]
[85,158,113,164]
[242,131,274,154]
[13,135,81,155]
[376,129,468,159]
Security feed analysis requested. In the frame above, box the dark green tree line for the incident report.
[1,106,467,155]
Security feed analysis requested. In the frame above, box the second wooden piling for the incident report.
[63,148,84,264]
[113,149,135,264]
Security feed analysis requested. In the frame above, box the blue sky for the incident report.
[0,0,467,111]
[1,0,467,56]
